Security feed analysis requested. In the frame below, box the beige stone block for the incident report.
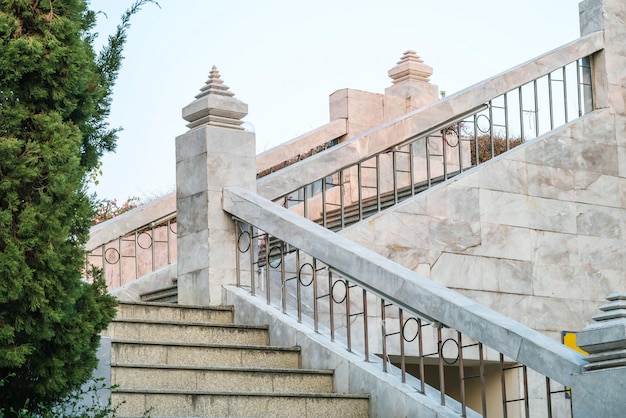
[471,223,536,262]
[176,151,208,197]
[479,189,577,234]
[177,230,209,274]
[462,158,528,195]
[576,203,623,239]
[527,163,575,201]
[574,141,619,175]
[178,268,210,306]
[175,128,207,162]
[524,134,574,169]
[577,235,625,271]
[535,231,578,266]
[574,172,621,207]
[428,218,481,253]
[618,146,626,177]
[426,183,480,221]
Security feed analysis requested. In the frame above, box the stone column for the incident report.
[571,293,626,417]
[176,66,256,306]
[579,0,626,115]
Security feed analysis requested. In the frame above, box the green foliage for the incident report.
[0,0,156,413]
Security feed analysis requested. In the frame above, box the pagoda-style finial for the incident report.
[577,292,626,370]
[385,50,438,108]
[388,50,433,84]
[182,65,248,130]
[195,66,235,99]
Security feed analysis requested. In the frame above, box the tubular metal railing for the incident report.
[85,212,177,289]
[275,57,594,232]
[234,219,576,418]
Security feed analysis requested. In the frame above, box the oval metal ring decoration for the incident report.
[237,230,251,253]
[476,114,491,134]
[331,279,347,304]
[267,245,283,269]
[137,231,153,250]
[402,317,420,343]
[441,338,460,365]
[298,262,314,287]
[104,248,120,265]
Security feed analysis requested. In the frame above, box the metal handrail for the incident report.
[225,186,585,417]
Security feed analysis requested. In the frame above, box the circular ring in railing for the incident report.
[237,230,251,253]
[267,245,282,269]
[297,263,315,287]
[331,279,347,304]
[169,221,177,234]
[104,248,120,265]
[137,231,153,250]
[441,338,460,365]
[476,114,491,134]
[402,317,420,343]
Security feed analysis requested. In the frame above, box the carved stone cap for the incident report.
[182,66,248,130]
[577,293,626,371]
[388,50,433,84]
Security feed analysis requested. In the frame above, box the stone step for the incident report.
[111,389,370,417]
[115,302,233,325]
[112,363,334,393]
[139,286,178,303]
[104,319,269,346]
[111,339,301,369]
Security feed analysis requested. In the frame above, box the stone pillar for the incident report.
[579,0,626,115]
[571,293,626,417]
[176,66,256,306]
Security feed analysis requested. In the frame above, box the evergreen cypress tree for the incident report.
[0,0,155,411]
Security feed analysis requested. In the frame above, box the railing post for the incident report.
[579,0,626,114]
[570,293,626,417]
[176,66,256,306]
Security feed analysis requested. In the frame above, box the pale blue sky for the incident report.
[90,0,581,201]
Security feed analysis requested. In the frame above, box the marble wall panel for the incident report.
[535,231,578,266]
[577,235,625,271]
[432,253,533,296]
[479,190,578,234]
[523,133,574,169]
[575,203,624,239]
[526,164,576,201]
[177,229,209,275]
[175,128,207,163]
[176,192,208,236]
[471,223,536,262]
[573,140,618,175]
[461,158,529,195]
[425,184,480,221]
[428,218,481,253]
[574,172,621,207]
[176,152,208,198]
[618,146,626,177]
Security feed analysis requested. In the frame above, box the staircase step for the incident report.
[111,340,301,368]
[111,363,334,393]
[140,286,178,303]
[104,319,269,346]
[111,389,369,417]
[115,302,233,324]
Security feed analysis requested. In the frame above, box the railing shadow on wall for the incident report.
[84,31,603,292]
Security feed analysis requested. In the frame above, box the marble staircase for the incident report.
[103,302,369,417]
